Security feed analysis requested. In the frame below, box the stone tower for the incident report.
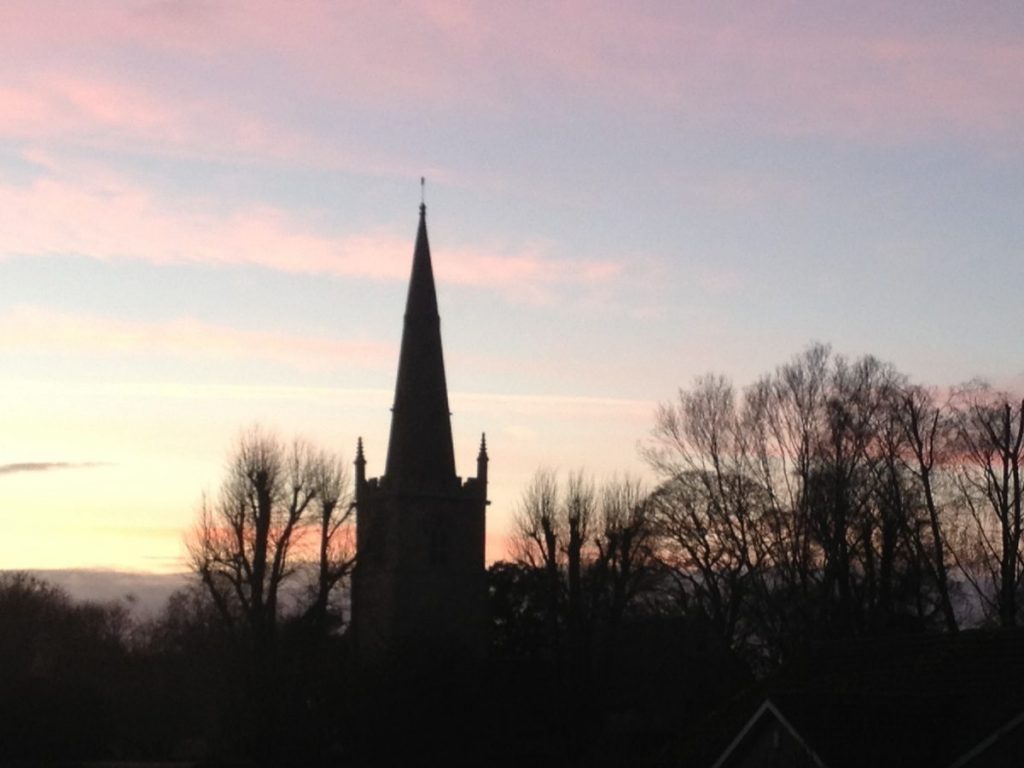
[352,202,488,675]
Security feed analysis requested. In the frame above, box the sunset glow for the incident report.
[2,2,1022,573]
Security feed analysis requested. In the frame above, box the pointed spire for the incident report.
[384,200,457,492]
[476,432,488,487]
[402,199,440,319]
[354,437,366,494]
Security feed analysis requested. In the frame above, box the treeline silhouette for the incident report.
[2,343,1022,766]
[640,343,1024,651]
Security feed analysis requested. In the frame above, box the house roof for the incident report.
[710,699,829,768]
[667,629,1024,768]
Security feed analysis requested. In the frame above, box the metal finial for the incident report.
[420,176,426,210]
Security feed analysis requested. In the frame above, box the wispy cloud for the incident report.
[0,162,621,300]
[436,3,1024,145]
[2,3,1019,158]
[451,391,654,419]
[0,306,394,371]
[0,74,192,145]
[0,461,109,476]
[0,72,393,175]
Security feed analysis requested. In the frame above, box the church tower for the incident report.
[352,200,488,674]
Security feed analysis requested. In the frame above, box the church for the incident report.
[351,199,488,675]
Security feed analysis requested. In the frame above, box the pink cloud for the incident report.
[0,68,213,151]
[0,74,186,141]
[233,3,1024,144]
[2,3,1020,153]
[0,5,464,172]
[0,306,394,371]
[0,162,621,299]
[0,71,383,174]
[558,6,1024,143]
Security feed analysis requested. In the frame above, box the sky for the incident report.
[1,1,1023,574]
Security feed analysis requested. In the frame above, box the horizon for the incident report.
[2,2,1023,574]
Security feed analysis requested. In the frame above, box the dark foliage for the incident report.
[5,345,1022,766]
[0,573,130,761]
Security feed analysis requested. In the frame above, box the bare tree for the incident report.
[947,385,1024,627]
[591,476,658,627]
[304,449,355,630]
[187,427,353,650]
[509,467,659,744]
[644,346,959,666]
[511,469,598,653]
[892,384,959,631]
[741,346,833,649]
[564,470,596,650]
[643,374,763,648]
[512,467,562,645]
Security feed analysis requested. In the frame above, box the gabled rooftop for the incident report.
[668,629,1024,768]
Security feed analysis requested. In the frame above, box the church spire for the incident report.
[384,201,457,491]
[476,433,488,487]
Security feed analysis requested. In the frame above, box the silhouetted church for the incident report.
[351,200,488,676]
